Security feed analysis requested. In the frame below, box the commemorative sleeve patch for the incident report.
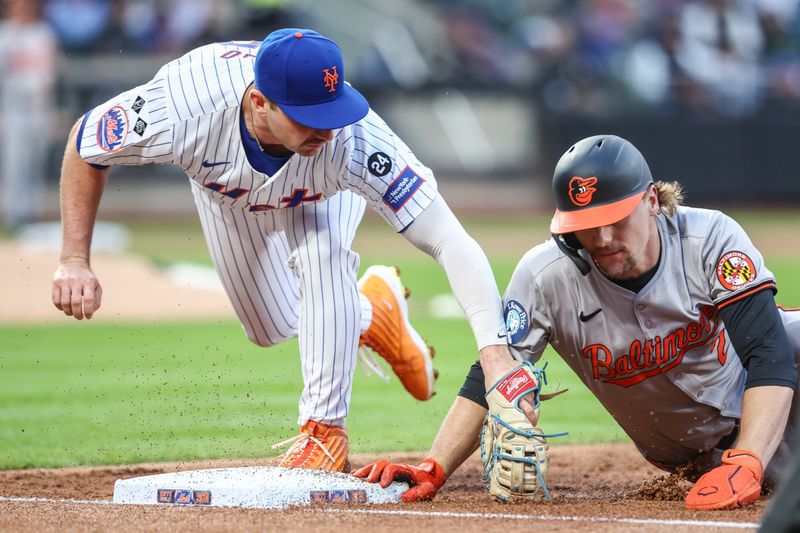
[504,300,529,344]
[133,118,148,136]
[382,166,425,212]
[716,250,756,291]
[132,95,145,114]
[367,151,392,177]
[96,106,129,153]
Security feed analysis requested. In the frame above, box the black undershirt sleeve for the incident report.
[719,288,797,389]
[458,360,489,409]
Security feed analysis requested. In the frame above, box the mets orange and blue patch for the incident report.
[96,106,128,153]
[716,251,755,291]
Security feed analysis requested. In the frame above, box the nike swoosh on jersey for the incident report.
[202,160,230,168]
[579,308,602,322]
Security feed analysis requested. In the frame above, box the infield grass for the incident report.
[2,212,799,469]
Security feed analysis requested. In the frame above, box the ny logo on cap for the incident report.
[568,176,597,206]
[323,66,339,92]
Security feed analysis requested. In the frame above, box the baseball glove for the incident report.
[480,361,566,502]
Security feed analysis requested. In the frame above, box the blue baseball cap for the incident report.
[254,28,369,130]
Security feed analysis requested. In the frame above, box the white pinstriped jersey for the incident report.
[75,41,437,231]
[73,40,444,427]
[503,206,800,465]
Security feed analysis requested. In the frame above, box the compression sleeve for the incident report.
[719,288,797,389]
[458,360,489,409]
[402,194,505,350]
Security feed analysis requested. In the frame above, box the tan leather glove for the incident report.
[481,362,563,502]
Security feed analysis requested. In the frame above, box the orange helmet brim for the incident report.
[550,189,646,234]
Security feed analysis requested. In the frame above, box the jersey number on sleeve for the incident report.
[367,152,392,177]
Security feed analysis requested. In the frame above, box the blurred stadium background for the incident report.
[4,0,800,226]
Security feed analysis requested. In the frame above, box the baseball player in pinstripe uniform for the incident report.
[51,29,523,472]
[356,135,800,510]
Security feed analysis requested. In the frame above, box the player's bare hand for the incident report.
[51,259,103,320]
[516,393,539,425]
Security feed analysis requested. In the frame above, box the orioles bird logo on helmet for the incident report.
[568,176,598,207]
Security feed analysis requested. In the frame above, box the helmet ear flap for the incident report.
[552,233,591,276]
[562,232,582,250]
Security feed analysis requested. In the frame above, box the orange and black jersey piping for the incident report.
[719,285,796,390]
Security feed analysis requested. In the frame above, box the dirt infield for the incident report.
[0,444,763,532]
[1,242,231,324]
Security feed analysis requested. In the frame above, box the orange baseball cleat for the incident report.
[272,421,350,472]
[358,265,437,401]
[685,449,763,510]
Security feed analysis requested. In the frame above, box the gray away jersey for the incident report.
[75,41,437,230]
[503,206,796,466]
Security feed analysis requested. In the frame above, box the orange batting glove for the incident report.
[685,449,763,510]
[351,458,446,502]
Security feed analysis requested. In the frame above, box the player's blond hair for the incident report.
[655,180,684,216]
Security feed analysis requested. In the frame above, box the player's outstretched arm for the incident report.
[686,386,792,510]
[401,196,537,421]
[51,119,109,320]
[734,385,793,466]
[353,396,486,501]
[687,290,795,510]
[429,396,486,475]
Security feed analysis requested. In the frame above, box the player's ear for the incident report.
[250,89,270,115]
[646,184,659,215]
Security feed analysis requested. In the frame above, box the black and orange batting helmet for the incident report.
[549,135,653,235]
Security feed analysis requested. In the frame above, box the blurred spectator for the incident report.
[12,0,800,134]
[241,0,293,41]
[119,0,160,51]
[623,5,706,111]
[44,0,114,54]
[560,0,642,115]
[0,0,58,230]
[444,6,520,85]
[757,0,800,102]
[120,0,221,53]
[162,0,215,50]
[574,0,639,79]
[675,0,766,116]
[417,0,800,116]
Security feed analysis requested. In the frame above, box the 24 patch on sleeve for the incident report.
[716,250,756,291]
[382,166,425,212]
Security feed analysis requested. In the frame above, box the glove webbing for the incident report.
[480,416,567,501]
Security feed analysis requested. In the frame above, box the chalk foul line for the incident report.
[0,496,758,529]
